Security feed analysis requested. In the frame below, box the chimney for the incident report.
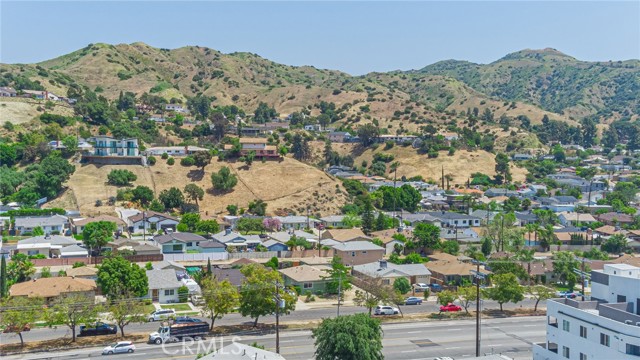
[379,259,387,269]
[225,228,231,235]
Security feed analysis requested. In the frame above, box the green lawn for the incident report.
[160,303,192,311]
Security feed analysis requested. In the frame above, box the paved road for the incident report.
[4,316,546,360]
[1,299,540,345]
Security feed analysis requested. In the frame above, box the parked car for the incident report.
[102,341,135,355]
[429,284,443,292]
[374,305,400,315]
[413,283,429,292]
[174,316,204,324]
[190,294,204,306]
[439,303,462,312]
[556,291,577,299]
[148,309,176,322]
[404,297,423,305]
[79,322,117,336]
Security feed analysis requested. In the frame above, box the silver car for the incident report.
[102,341,135,355]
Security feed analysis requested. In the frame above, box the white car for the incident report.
[414,283,429,292]
[148,309,176,322]
[102,341,135,355]
[374,305,399,315]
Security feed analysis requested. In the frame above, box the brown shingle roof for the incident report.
[279,265,331,283]
[321,228,370,242]
[65,266,98,277]
[72,215,126,227]
[10,277,96,298]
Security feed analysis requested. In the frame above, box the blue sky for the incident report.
[1,1,639,75]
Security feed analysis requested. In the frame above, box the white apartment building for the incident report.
[533,263,640,360]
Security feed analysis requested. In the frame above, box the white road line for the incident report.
[445,346,462,349]
[445,328,462,331]
[487,344,504,347]
[401,350,418,353]
[407,331,421,334]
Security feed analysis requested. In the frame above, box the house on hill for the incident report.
[319,215,347,228]
[10,277,97,304]
[330,241,385,266]
[321,228,371,243]
[154,232,209,254]
[15,235,79,258]
[353,260,431,286]
[279,265,331,293]
[144,146,207,157]
[127,211,179,233]
[0,87,17,97]
[596,212,635,226]
[224,138,279,158]
[14,214,68,235]
[70,215,127,235]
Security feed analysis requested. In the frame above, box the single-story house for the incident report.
[596,212,635,226]
[10,277,97,304]
[262,239,289,252]
[279,265,331,293]
[211,268,246,288]
[558,212,597,227]
[199,342,285,360]
[65,266,99,280]
[154,232,208,254]
[275,216,320,230]
[426,212,481,228]
[268,230,318,244]
[321,228,371,243]
[319,215,347,229]
[14,215,68,235]
[352,260,431,286]
[132,243,163,255]
[399,212,442,227]
[330,241,385,266]
[198,240,227,253]
[369,229,409,255]
[538,196,578,213]
[59,244,89,258]
[144,146,207,157]
[425,254,487,285]
[70,215,127,235]
[146,269,181,303]
[211,229,262,251]
[127,211,179,233]
[484,188,520,198]
[152,260,186,272]
[15,235,79,258]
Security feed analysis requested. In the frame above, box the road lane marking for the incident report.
[446,347,462,349]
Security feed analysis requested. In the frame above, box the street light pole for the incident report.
[337,273,342,317]
[475,262,481,357]
[275,280,281,354]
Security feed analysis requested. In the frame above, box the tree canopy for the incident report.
[312,313,383,360]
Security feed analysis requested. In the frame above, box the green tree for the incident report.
[51,293,99,342]
[553,251,580,290]
[108,295,148,337]
[238,264,296,327]
[601,233,628,254]
[403,252,423,264]
[96,256,148,299]
[180,213,201,232]
[393,277,411,294]
[187,95,211,120]
[494,153,512,184]
[361,196,375,235]
[457,286,477,314]
[253,102,278,123]
[6,253,35,285]
[131,185,154,206]
[483,273,524,311]
[353,277,398,315]
[526,285,555,312]
[201,277,240,330]
[437,290,457,306]
[441,240,460,255]
[413,222,441,250]
[247,199,267,216]
[291,133,311,161]
[107,169,137,186]
[196,220,220,234]
[178,285,189,302]
[82,221,117,257]
[0,256,6,298]
[192,151,212,171]
[158,187,185,210]
[211,166,238,192]
[481,237,493,256]
[264,257,279,270]
[0,296,43,346]
[322,256,352,296]
[312,313,383,360]
[149,199,164,212]
[32,226,45,236]
[357,123,380,146]
[40,267,52,278]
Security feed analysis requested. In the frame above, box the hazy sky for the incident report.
[1,1,639,75]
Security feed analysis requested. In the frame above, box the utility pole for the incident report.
[275,279,282,354]
[337,273,342,317]
[471,260,487,358]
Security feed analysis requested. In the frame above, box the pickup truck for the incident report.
[79,322,118,337]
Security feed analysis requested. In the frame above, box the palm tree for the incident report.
[524,223,537,246]
[516,249,536,285]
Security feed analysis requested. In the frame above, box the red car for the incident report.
[439,303,462,312]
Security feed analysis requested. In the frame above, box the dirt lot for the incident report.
[0,98,74,124]
[57,156,348,217]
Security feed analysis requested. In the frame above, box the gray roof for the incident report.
[353,261,431,278]
[211,269,245,287]
[331,241,384,252]
[153,260,186,270]
[146,269,181,290]
[275,216,316,224]
[59,244,88,256]
[470,210,498,221]
[426,212,481,221]
[154,232,207,244]
[15,215,68,228]
[212,230,247,243]
[18,235,78,246]
[320,215,345,222]
[268,230,316,243]
[515,212,538,222]
[401,213,440,223]
[198,240,226,249]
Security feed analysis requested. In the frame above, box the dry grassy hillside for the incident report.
[324,142,526,186]
[47,157,348,217]
[0,98,75,124]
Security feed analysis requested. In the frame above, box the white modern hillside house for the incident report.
[533,263,640,360]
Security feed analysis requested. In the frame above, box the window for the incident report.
[562,346,570,358]
[580,325,587,338]
[627,344,640,356]
[303,282,313,289]
[164,289,174,296]
[362,251,367,254]
[580,353,587,360]
[562,319,570,332]
[27,250,39,256]
[172,244,182,252]
[600,333,610,347]
[351,252,356,257]
[187,242,193,247]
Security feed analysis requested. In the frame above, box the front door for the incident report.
[152,289,159,302]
